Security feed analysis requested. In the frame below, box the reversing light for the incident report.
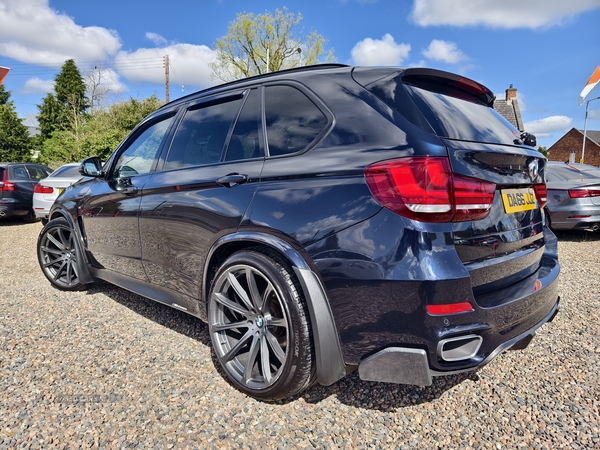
[427,302,474,315]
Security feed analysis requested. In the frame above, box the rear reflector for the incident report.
[365,157,495,223]
[427,302,474,315]
[568,188,600,198]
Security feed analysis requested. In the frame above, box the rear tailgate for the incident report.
[445,139,548,299]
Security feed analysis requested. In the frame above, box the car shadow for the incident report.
[89,280,474,410]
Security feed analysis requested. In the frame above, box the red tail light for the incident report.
[364,157,495,223]
[0,171,16,191]
[533,184,548,208]
[34,183,53,194]
[568,188,600,198]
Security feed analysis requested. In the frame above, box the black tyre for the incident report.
[37,218,86,291]
[208,249,315,400]
[23,208,39,223]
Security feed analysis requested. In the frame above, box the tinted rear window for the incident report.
[363,71,521,145]
[404,85,521,145]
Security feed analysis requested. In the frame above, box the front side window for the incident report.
[164,97,243,170]
[113,115,175,178]
[264,85,328,157]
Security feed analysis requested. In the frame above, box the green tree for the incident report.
[38,94,163,166]
[37,93,61,140]
[0,87,33,161]
[210,8,335,82]
[537,146,548,158]
[37,59,88,139]
[0,84,10,105]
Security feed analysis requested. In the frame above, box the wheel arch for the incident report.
[45,207,95,285]
[203,231,347,386]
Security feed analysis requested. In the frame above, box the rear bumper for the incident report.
[0,200,28,217]
[358,297,560,386]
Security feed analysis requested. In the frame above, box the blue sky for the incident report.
[1,0,599,148]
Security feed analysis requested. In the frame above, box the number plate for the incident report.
[57,188,64,196]
[501,188,538,214]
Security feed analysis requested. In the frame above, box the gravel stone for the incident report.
[1,219,599,448]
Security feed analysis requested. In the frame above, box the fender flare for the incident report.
[205,232,347,386]
[46,208,95,285]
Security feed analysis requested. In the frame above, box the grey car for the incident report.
[545,161,600,231]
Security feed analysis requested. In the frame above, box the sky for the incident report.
[1,0,599,149]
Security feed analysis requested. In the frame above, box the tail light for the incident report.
[34,183,53,194]
[533,184,548,208]
[568,188,600,198]
[364,157,495,223]
[0,170,16,191]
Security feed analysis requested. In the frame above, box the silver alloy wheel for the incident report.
[209,264,289,390]
[39,224,81,289]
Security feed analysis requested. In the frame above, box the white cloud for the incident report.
[411,0,600,29]
[351,34,411,66]
[524,116,573,137]
[114,44,217,89]
[589,109,600,120]
[20,77,54,94]
[0,0,121,66]
[146,32,168,46]
[422,40,467,64]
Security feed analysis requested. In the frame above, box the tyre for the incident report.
[37,218,86,291]
[23,208,39,223]
[208,249,315,400]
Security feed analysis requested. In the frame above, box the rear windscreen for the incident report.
[362,71,522,146]
[404,84,521,145]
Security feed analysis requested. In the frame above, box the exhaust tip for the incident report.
[438,335,482,362]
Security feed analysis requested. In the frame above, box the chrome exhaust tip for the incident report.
[437,335,482,362]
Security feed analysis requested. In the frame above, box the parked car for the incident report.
[0,162,52,222]
[33,163,83,224]
[545,161,600,231]
[36,65,560,400]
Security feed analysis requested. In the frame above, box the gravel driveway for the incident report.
[1,219,599,449]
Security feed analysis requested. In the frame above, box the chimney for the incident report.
[506,84,517,103]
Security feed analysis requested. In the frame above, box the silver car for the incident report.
[545,161,600,231]
[33,163,82,224]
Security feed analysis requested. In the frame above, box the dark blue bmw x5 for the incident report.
[37,65,560,400]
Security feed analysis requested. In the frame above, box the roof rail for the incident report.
[159,64,350,109]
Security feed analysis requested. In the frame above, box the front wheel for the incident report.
[208,249,315,400]
[37,218,86,291]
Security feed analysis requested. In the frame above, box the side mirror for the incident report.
[80,157,104,177]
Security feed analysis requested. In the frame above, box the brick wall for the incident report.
[547,128,600,167]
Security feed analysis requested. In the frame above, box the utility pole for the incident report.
[164,54,170,103]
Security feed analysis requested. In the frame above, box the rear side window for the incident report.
[165,97,243,170]
[226,89,264,162]
[264,85,328,156]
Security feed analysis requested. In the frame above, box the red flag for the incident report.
[0,66,9,85]
[578,64,600,105]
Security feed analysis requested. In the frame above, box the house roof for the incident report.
[578,129,600,145]
[493,97,524,132]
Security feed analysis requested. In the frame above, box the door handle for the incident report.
[216,174,248,188]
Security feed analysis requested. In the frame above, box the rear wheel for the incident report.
[37,218,86,291]
[23,208,39,223]
[208,249,315,400]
